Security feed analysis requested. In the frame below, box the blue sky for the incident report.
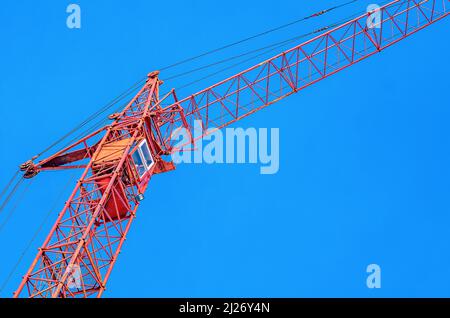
[0,0,449,297]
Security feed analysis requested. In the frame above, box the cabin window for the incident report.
[139,141,154,167]
[132,140,154,177]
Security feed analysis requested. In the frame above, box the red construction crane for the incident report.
[12,0,449,298]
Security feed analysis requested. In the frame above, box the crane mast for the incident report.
[14,0,449,297]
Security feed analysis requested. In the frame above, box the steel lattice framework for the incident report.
[14,0,449,298]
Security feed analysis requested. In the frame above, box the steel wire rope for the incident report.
[0,164,88,296]
[158,0,359,72]
[0,170,20,207]
[0,0,382,223]
[35,0,382,156]
[169,0,398,89]
[0,176,25,216]
[173,0,395,92]
[0,178,34,233]
[2,0,390,209]
[33,0,359,159]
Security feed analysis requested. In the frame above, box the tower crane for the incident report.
[11,0,449,297]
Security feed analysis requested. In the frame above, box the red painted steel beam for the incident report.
[14,74,163,298]
[157,0,449,153]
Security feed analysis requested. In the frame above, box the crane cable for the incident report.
[0,170,20,205]
[0,171,23,216]
[0,166,36,228]
[32,0,359,160]
[0,0,399,227]
[0,179,34,232]
[0,161,87,296]
[158,0,359,72]
[0,176,77,296]
[58,0,364,147]
[34,77,148,159]
[0,0,380,219]
[174,0,395,91]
